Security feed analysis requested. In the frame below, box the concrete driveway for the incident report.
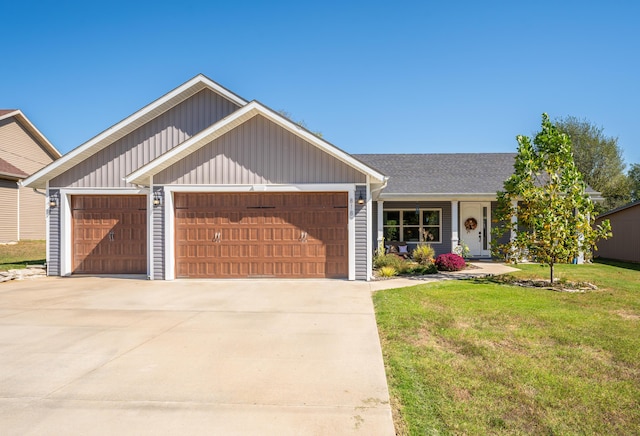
[0,277,395,435]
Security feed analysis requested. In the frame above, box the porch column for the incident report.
[510,200,518,242]
[377,200,384,249]
[451,200,459,248]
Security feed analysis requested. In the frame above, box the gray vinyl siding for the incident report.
[155,115,366,185]
[354,186,367,280]
[377,201,452,257]
[50,89,240,188]
[0,181,18,242]
[48,189,60,276]
[152,187,165,280]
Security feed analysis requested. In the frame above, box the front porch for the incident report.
[373,199,504,258]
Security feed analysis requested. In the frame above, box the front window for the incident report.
[383,209,442,243]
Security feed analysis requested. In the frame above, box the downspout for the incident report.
[370,177,389,199]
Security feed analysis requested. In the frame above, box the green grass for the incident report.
[0,240,46,270]
[374,261,640,435]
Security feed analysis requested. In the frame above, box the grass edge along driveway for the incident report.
[374,261,640,435]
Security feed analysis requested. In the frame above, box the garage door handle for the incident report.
[213,231,221,243]
[109,231,115,242]
[300,231,308,243]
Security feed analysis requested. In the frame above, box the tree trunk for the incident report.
[550,263,554,284]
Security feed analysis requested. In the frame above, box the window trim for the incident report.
[382,208,442,244]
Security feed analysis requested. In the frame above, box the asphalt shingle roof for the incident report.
[354,153,517,194]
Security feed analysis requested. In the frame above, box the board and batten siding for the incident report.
[374,201,452,257]
[354,185,368,280]
[48,189,61,276]
[154,115,366,185]
[50,89,240,188]
[0,180,18,242]
[152,187,165,279]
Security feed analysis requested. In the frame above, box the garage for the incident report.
[72,195,147,274]
[174,192,348,278]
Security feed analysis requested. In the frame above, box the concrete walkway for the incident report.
[368,261,520,291]
[0,278,395,435]
[0,262,516,435]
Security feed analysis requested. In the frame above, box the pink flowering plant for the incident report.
[435,253,466,272]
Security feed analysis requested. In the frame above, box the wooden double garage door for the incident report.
[72,195,147,274]
[175,192,348,278]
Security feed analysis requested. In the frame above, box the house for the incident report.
[594,200,640,263]
[0,110,61,242]
[22,75,596,280]
[354,153,517,259]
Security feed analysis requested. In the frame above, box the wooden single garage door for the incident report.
[175,192,348,278]
[72,195,147,274]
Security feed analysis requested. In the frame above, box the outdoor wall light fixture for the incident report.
[49,193,58,208]
[153,191,162,207]
[357,193,364,205]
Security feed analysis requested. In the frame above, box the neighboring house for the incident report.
[594,201,640,263]
[22,75,600,280]
[0,110,61,242]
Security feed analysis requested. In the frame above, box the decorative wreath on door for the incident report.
[464,217,478,232]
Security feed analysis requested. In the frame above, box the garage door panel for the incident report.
[175,192,348,279]
[72,195,147,275]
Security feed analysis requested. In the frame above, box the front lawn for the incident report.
[374,261,640,435]
[0,240,46,271]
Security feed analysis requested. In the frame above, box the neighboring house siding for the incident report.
[50,89,240,188]
[0,181,18,242]
[377,201,452,257]
[355,185,367,280]
[48,189,61,276]
[596,205,640,263]
[0,116,57,240]
[0,117,57,173]
[155,115,366,185]
[153,187,165,280]
[19,188,45,239]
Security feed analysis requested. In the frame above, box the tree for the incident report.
[554,116,630,211]
[628,163,640,202]
[492,114,612,283]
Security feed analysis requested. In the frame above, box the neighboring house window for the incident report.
[383,209,442,243]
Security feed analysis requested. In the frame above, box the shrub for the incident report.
[407,263,438,275]
[374,253,406,271]
[452,241,470,258]
[435,253,466,271]
[412,244,435,266]
[378,266,398,277]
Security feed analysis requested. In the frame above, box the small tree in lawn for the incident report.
[492,113,612,283]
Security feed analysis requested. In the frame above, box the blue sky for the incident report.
[3,1,639,167]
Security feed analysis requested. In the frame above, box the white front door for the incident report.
[459,202,491,257]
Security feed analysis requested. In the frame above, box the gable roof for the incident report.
[0,109,61,160]
[0,157,28,180]
[354,153,517,197]
[126,100,387,185]
[22,74,248,189]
